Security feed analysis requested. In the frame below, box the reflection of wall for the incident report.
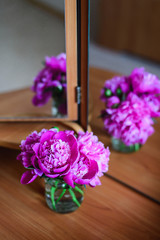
[36,0,64,13]
[92,0,160,62]
[0,0,65,93]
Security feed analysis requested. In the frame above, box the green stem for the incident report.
[51,186,56,210]
[134,143,140,152]
[50,179,60,210]
[68,188,80,207]
[74,186,84,195]
[55,189,66,204]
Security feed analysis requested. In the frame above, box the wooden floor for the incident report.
[0,67,159,239]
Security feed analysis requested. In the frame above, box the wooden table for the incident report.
[0,147,159,240]
[0,67,160,239]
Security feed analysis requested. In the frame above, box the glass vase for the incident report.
[45,178,84,213]
[51,97,67,118]
[111,137,141,153]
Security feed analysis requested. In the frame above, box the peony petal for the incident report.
[75,178,90,185]
[32,143,40,157]
[40,130,56,143]
[34,169,43,176]
[63,173,75,188]
[83,160,98,180]
[45,173,59,178]
[20,170,38,184]
[53,164,69,173]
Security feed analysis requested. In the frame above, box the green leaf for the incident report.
[26,166,34,169]
[55,189,66,204]
[68,188,80,207]
[74,186,84,195]
[51,186,56,210]
[52,126,59,132]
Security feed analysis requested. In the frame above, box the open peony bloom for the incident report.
[130,67,160,94]
[64,131,110,187]
[100,67,160,146]
[17,129,110,188]
[32,53,67,108]
[102,93,154,146]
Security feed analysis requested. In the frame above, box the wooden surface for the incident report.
[0,121,84,149]
[0,88,54,119]
[0,147,159,240]
[65,0,78,121]
[89,67,160,202]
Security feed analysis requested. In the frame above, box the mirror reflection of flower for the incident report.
[100,68,160,152]
[32,53,67,118]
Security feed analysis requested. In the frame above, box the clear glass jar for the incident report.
[51,97,67,118]
[45,178,84,213]
[111,137,141,153]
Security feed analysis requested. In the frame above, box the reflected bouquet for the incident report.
[31,53,67,117]
[17,128,110,213]
[100,68,160,152]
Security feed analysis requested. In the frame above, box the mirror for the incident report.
[89,0,160,202]
[0,0,78,121]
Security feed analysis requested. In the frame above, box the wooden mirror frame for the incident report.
[0,0,90,131]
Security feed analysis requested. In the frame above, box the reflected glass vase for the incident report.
[45,178,84,213]
[51,97,67,118]
[51,86,67,118]
[111,137,141,153]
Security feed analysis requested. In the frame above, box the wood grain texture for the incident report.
[0,147,159,240]
[89,67,160,201]
[65,0,78,120]
[0,121,84,149]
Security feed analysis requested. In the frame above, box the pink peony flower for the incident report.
[141,94,160,118]
[17,129,48,168]
[32,130,79,178]
[130,67,160,94]
[102,93,154,146]
[64,131,110,187]
[18,129,110,188]
[32,53,67,109]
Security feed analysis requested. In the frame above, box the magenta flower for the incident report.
[100,76,130,104]
[17,129,47,168]
[32,53,67,109]
[18,129,110,188]
[64,131,110,187]
[102,93,154,146]
[33,130,79,178]
[130,67,160,94]
[141,94,160,117]
[17,129,79,184]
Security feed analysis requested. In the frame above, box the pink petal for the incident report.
[20,170,38,184]
[63,173,74,188]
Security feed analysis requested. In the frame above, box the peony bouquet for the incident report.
[17,128,110,213]
[100,68,160,152]
[31,53,67,117]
